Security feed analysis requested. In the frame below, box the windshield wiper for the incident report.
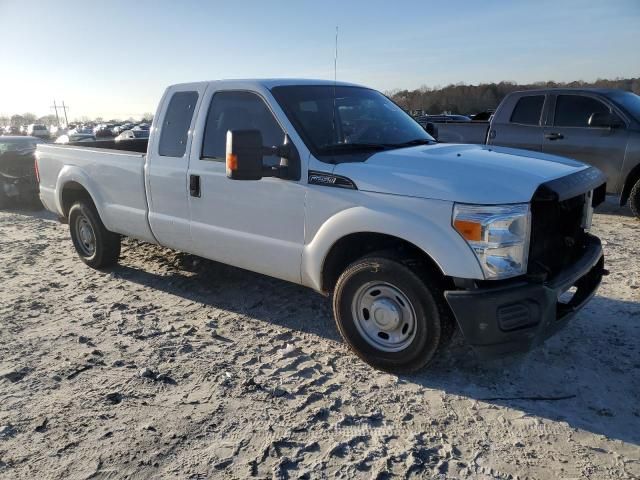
[383,139,433,148]
[317,143,390,153]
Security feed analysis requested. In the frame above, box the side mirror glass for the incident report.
[588,112,623,129]
[226,129,265,180]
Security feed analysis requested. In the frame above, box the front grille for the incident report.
[528,193,588,280]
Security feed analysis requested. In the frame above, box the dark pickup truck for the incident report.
[432,88,640,217]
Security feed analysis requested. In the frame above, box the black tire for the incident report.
[333,255,447,373]
[629,178,640,219]
[68,201,121,268]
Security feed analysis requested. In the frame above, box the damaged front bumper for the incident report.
[444,234,605,358]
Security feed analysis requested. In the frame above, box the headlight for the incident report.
[453,203,531,280]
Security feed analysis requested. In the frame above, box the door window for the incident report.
[510,95,545,125]
[554,95,609,127]
[201,91,285,165]
[158,91,199,157]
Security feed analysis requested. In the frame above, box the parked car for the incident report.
[26,124,50,139]
[55,133,96,144]
[431,88,640,217]
[470,110,495,121]
[69,127,94,136]
[0,136,43,208]
[3,126,21,135]
[415,114,471,124]
[94,124,115,138]
[37,79,606,372]
[133,123,150,131]
[115,129,150,142]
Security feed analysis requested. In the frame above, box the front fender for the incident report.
[301,195,484,292]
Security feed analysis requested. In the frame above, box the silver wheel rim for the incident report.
[351,281,417,352]
[75,215,96,257]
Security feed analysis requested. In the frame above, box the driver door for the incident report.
[187,89,306,283]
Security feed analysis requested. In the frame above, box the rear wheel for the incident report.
[68,202,121,268]
[333,255,448,373]
[629,178,640,218]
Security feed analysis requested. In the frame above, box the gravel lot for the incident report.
[0,200,638,479]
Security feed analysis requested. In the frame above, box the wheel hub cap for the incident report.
[75,216,96,256]
[371,298,401,330]
[351,281,418,352]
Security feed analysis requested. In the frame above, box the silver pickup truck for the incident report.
[432,88,640,217]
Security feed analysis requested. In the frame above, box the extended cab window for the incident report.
[159,91,199,157]
[554,95,609,127]
[201,91,285,165]
[510,95,544,125]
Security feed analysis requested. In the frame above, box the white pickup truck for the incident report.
[37,79,608,372]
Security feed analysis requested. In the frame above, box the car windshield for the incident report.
[271,85,434,159]
[607,90,640,121]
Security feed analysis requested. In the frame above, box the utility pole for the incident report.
[50,100,61,127]
[60,101,70,127]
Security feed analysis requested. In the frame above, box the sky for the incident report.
[0,0,638,120]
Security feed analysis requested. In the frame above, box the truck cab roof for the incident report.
[167,78,365,91]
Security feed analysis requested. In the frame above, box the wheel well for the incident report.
[621,163,640,206]
[321,232,446,294]
[61,182,95,218]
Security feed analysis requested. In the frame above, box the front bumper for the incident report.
[444,234,604,358]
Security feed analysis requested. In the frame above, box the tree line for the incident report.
[387,77,640,115]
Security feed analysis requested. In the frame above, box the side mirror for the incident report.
[588,112,623,129]
[226,129,300,181]
[226,129,265,180]
[425,122,439,140]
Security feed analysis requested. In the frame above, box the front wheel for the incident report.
[68,202,121,268]
[333,256,447,373]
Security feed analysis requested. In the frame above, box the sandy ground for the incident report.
[0,200,638,479]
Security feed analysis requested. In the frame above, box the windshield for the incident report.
[271,85,434,159]
[607,90,640,122]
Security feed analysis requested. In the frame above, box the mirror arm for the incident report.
[262,164,289,179]
[261,144,291,158]
[260,143,293,179]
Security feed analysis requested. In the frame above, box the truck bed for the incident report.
[37,143,156,243]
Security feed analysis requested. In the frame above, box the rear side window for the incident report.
[510,95,545,125]
[159,91,199,157]
[201,91,285,165]
[554,95,609,127]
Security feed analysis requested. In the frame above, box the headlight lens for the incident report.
[453,203,531,280]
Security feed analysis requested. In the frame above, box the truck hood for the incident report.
[332,143,590,204]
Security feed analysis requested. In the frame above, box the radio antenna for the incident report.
[334,25,338,84]
[331,25,339,154]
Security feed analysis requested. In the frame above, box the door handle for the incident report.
[545,132,564,140]
[189,174,201,197]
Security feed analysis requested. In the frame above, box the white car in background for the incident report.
[114,129,150,142]
[27,124,50,139]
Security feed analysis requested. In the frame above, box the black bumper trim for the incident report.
[444,235,604,358]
